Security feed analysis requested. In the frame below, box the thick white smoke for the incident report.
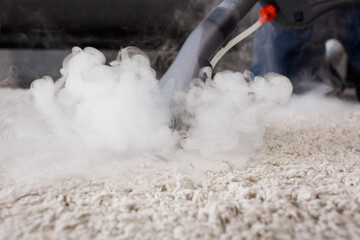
[31,47,176,154]
[0,46,293,184]
[182,71,292,157]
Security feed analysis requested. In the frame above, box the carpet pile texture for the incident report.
[0,96,360,240]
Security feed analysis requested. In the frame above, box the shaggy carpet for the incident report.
[0,91,360,240]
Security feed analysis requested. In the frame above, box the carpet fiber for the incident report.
[1,96,360,239]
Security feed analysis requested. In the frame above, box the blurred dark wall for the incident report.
[0,0,221,49]
[0,0,257,88]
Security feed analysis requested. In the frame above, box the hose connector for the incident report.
[259,4,277,24]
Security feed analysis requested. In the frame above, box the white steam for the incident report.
[0,46,293,184]
[275,85,360,114]
[182,71,292,156]
[31,47,175,154]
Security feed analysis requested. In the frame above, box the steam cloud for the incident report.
[0,46,293,184]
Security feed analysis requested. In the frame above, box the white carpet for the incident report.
[1,91,360,240]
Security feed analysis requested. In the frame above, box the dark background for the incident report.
[0,0,258,88]
[0,0,218,49]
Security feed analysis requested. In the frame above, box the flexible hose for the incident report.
[210,21,262,67]
[211,4,277,67]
